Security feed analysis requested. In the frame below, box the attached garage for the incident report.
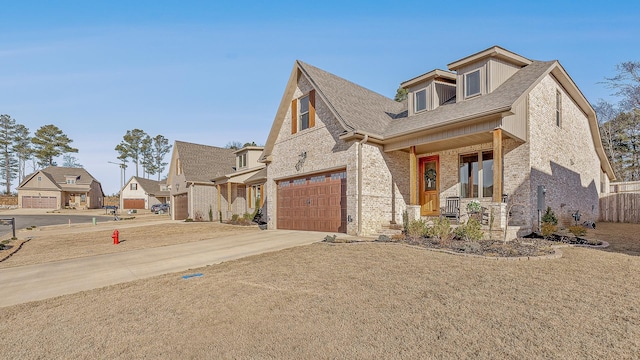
[277,170,347,233]
[174,193,188,220]
[123,199,145,209]
[22,196,57,209]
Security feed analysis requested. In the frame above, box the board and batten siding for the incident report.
[455,59,488,101]
[500,96,528,142]
[487,58,522,93]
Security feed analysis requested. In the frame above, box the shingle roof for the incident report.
[19,166,103,194]
[384,61,556,137]
[132,176,170,196]
[174,141,236,182]
[244,167,266,184]
[297,61,406,137]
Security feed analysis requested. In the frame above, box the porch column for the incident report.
[493,129,503,203]
[410,146,417,205]
[227,183,232,212]
[217,184,221,214]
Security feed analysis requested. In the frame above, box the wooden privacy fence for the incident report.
[600,193,640,223]
[610,180,640,193]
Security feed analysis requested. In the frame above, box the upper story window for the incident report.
[65,177,76,184]
[415,89,427,112]
[291,90,316,134]
[299,95,310,130]
[556,89,562,127]
[464,69,481,98]
[37,176,42,181]
[130,183,138,190]
[238,153,247,169]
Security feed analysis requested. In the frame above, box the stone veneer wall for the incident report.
[527,75,602,228]
[190,185,218,221]
[360,143,409,235]
[266,74,358,234]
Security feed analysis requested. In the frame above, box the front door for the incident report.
[420,156,439,216]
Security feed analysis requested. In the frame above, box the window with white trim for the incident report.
[465,69,481,98]
[415,89,427,112]
[556,89,562,127]
[131,183,138,190]
[299,94,310,131]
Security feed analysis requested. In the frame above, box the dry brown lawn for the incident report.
[0,222,639,358]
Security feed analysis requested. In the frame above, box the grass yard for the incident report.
[1,221,639,358]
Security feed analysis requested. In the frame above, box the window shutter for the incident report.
[309,90,315,128]
[291,98,298,134]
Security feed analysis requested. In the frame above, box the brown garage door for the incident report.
[22,196,57,209]
[123,199,145,209]
[277,170,347,233]
[174,193,188,220]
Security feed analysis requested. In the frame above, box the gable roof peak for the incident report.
[448,45,532,71]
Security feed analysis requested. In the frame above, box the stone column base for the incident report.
[406,205,421,222]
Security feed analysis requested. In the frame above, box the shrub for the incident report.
[407,219,429,239]
[323,234,337,243]
[541,222,557,239]
[376,234,391,242]
[454,218,484,242]
[231,214,239,222]
[568,225,587,237]
[542,207,558,225]
[428,217,454,245]
[466,200,481,213]
[208,206,213,222]
[242,212,252,220]
[185,218,193,222]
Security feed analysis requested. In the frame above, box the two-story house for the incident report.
[260,46,615,237]
[166,140,265,220]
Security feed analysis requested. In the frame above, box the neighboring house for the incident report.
[120,176,170,210]
[17,166,105,209]
[166,141,265,220]
[260,46,615,237]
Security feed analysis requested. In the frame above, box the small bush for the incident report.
[323,234,337,243]
[454,218,484,242]
[242,212,252,220]
[208,206,213,222]
[428,217,454,245]
[407,219,429,239]
[376,235,391,242]
[231,214,239,222]
[542,207,558,225]
[185,218,194,222]
[568,225,587,237]
[541,222,557,239]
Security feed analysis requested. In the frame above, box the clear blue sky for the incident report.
[1,0,638,194]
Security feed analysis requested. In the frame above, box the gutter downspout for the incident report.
[357,135,369,236]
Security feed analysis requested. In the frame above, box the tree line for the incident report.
[0,115,79,194]
[595,61,640,181]
[114,129,172,181]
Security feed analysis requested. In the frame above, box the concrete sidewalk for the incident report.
[0,230,339,308]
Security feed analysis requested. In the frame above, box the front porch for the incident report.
[400,127,515,237]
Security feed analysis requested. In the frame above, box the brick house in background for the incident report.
[17,166,105,209]
[259,46,615,237]
[166,140,265,221]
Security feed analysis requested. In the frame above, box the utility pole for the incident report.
[108,161,127,192]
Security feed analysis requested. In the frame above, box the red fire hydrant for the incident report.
[112,229,119,245]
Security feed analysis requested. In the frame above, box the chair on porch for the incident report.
[440,196,460,224]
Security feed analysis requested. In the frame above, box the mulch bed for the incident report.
[398,237,557,257]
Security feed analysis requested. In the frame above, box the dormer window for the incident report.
[464,69,481,98]
[238,153,247,169]
[415,89,427,112]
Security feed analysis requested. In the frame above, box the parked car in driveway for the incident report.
[151,203,170,214]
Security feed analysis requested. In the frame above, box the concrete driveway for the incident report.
[0,229,341,308]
